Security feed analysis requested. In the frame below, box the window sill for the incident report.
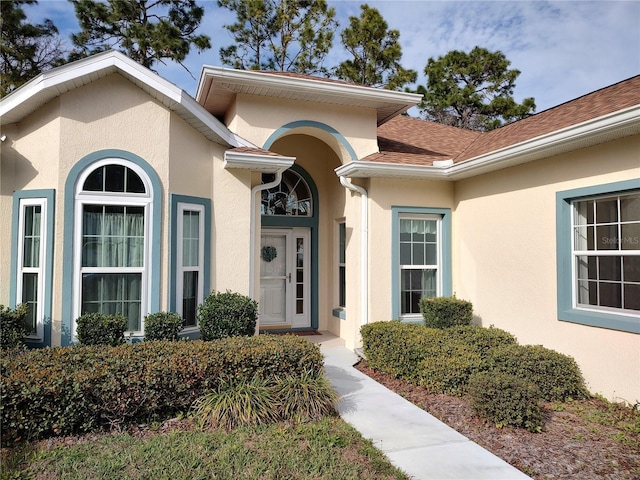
[332,308,346,320]
[558,307,640,334]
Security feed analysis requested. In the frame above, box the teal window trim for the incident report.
[391,206,452,321]
[169,194,211,335]
[61,150,162,346]
[556,179,640,334]
[10,189,55,348]
[261,165,319,330]
[332,308,346,320]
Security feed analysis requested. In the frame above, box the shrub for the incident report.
[198,290,258,340]
[419,296,473,328]
[191,377,279,431]
[144,312,183,341]
[419,340,482,396]
[0,304,30,349]
[488,344,589,402]
[1,335,323,444]
[76,313,127,346]
[272,371,338,421]
[468,371,543,432]
[446,325,518,361]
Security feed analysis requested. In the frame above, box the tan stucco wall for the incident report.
[227,94,379,161]
[453,135,640,402]
[0,73,247,345]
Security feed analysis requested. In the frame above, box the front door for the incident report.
[259,228,310,328]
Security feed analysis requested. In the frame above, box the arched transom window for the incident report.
[74,161,152,334]
[261,169,312,216]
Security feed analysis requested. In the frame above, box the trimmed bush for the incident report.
[446,325,518,361]
[0,304,30,349]
[419,340,482,396]
[468,371,543,432]
[144,312,183,341]
[1,335,323,444]
[76,313,127,346]
[488,344,589,402]
[419,296,473,328]
[198,290,258,340]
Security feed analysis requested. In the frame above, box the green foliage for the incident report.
[0,304,30,349]
[272,371,338,421]
[69,0,211,70]
[419,296,473,329]
[0,0,66,97]
[218,0,337,74]
[419,341,482,396]
[446,325,518,360]
[334,4,417,90]
[76,313,127,346]
[1,335,323,444]
[144,312,183,341]
[191,377,280,431]
[468,371,543,432]
[414,46,536,131]
[197,290,258,340]
[488,344,589,402]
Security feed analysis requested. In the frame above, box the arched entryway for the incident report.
[259,165,318,330]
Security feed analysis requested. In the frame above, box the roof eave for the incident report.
[224,151,295,172]
[336,106,640,181]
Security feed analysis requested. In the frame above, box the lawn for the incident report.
[1,417,408,480]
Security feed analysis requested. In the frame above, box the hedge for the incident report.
[1,335,323,444]
[419,296,473,328]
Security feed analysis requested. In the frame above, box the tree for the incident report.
[218,0,337,74]
[334,4,416,90]
[0,0,66,97]
[69,0,211,73]
[415,47,536,131]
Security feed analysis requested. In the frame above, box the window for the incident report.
[74,161,151,334]
[338,221,346,308]
[261,170,312,216]
[11,190,54,346]
[177,203,205,327]
[169,194,211,332]
[557,180,640,333]
[392,207,451,321]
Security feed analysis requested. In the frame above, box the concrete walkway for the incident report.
[320,343,532,480]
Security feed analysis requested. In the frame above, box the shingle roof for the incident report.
[373,75,640,165]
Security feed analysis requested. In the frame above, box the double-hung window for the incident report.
[75,162,151,335]
[338,221,346,309]
[16,198,47,338]
[557,180,640,333]
[572,192,640,313]
[399,215,440,317]
[177,203,205,328]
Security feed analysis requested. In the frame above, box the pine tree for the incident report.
[334,4,416,90]
[218,0,337,74]
[69,0,211,73]
[1,0,65,97]
[416,47,536,131]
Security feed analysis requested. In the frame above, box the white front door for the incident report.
[259,228,310,328]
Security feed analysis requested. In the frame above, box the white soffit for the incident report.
[196,66,422,126]
[0,50,253,148]
[224,151,295,172]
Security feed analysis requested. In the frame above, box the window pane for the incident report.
[623,256,640,282]
[595,199,618,223]
[22,273,38,334]
[620,223,640,250]
[599,256,621,281]
[126,169,145,194]
[82,273,142,331]
[105,165,125,192]
[599,283,621,309]
[596,225,618,250]
[412,243,424,265]
[624,284,640,310]
[577,279,597,306]
[83,167,104,191]
[574,200,591,225]
[339,223,346,263]
[183,271,198,327]
[339,266,346,308]
[400,243,411,265]
[23,205,41,268]
[620,195,640,222]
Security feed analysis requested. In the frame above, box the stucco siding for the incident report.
[453,135,640,401]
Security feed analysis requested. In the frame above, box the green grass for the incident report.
[2,418,408,480]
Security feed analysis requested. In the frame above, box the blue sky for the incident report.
[30,0,640,113]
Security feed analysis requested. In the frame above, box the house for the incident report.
[1,51,638,402]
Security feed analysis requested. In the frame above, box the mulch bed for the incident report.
[355,360,640,480]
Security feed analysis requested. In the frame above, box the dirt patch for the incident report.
[355,361,640,480]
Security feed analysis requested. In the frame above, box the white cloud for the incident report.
[24,0,640,111]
